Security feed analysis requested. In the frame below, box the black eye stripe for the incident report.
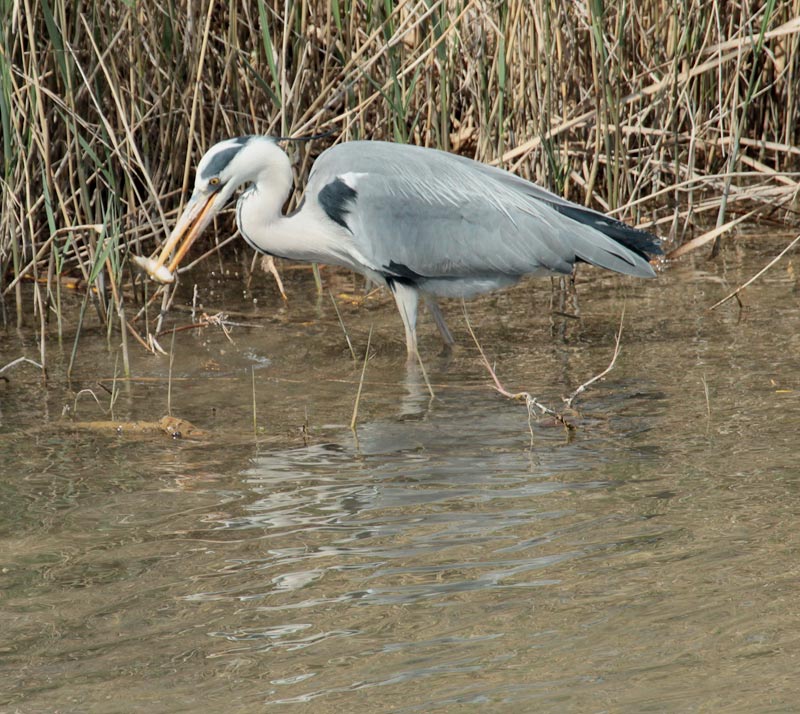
[199,146,240,180]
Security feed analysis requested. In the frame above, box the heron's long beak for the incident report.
[135,189,226,283]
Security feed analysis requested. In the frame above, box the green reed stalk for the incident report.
[2,0,800,365]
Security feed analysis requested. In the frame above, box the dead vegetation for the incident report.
[2,0,800,370]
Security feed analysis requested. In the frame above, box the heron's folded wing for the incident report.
[309,142,657,281]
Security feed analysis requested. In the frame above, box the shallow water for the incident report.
[2,240,800,712]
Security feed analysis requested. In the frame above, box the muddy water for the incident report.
[2,240,799,712]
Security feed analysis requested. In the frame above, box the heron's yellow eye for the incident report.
[209,177,220,186]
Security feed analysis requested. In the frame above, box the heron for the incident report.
[135,136,661,358]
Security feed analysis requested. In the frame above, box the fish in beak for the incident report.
[133,187,227,283]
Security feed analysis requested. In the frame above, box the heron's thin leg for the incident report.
[424,296,454,347]
[388,280,419,359]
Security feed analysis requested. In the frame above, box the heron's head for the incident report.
[135,136,289,283]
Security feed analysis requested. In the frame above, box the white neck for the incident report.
[236,184,342,265]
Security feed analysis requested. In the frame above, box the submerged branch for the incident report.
[463,302,630,433]
[462,302,575,431]
[564,307,625,409]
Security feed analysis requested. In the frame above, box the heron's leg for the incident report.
[424,296,455,347]
[388,279,419,359]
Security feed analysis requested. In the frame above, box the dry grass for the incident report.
[2,0,800,364]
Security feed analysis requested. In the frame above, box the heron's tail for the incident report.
[556,203,661,258]
[546,202,661,278]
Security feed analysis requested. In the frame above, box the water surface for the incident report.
[2,241,799,712]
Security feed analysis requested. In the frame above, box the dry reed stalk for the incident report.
[701,374,711,420]
[2,0,800,360]
[329,290,357,362]
[709,232,800,310]
[167,326,176,416]
[350,325,373,432]
[251,365,258,437]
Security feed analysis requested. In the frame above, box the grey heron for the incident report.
[137,136,661,357]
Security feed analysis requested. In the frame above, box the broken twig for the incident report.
[0,356,44,377]
[462,303,574,431]
[564,307,625,409]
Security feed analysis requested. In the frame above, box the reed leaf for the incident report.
[1,0,799,358]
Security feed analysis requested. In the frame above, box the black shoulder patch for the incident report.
[318,178,357,229]
[200,147,241,180]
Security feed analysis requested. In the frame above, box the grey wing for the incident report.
[308,142,658,284]
[445,152,663,260]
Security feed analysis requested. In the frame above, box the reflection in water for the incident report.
[398,361,435,417]
[186,407,612,618]
[2,250,800,711]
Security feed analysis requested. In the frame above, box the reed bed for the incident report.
[2,0,799,369]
